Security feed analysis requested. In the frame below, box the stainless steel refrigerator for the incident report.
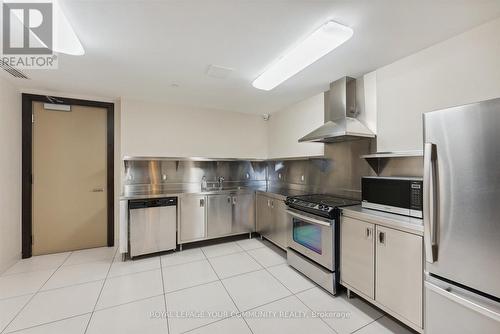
[423,98,500,333]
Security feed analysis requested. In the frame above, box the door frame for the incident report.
[22,94,115,258]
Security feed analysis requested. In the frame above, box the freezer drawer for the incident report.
[129,198,177,258]
[425,275,500,334]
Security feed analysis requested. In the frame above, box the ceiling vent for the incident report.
[206,65,234,79]
[0,63,29,79]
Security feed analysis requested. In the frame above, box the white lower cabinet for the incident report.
[340,216,423,331]
[340,217,375,299]
[375,225,423,328]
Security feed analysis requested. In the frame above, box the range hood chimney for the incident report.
[299,76,375,143]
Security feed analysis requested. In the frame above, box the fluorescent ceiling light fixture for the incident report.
[252,21,353,91]
[6,0,85,56]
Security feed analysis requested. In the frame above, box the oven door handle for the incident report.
[285,210,332,227]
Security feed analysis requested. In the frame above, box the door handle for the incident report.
[424,142,438,263]
[91,188,104,192]
[200,198,205,207]
[378,231,385,245]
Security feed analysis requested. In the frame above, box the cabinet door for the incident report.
[207,194,232,238]
[180,195,206,242]
[340,217,375,299]
[256,194,271,237]
[232,193,255,234]
[376,225,423,327]
[270,199,289,249]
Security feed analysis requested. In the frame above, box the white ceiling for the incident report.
[4,0,500,114]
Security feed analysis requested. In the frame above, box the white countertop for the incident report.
[341,205,424,236]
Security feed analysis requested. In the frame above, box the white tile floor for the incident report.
[0,238,416,334]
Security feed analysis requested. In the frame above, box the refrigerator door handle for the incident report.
[424,142,437,263]
[425,280,500,323]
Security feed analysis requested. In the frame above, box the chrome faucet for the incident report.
[201,176,207,191]
[217,176,225,189]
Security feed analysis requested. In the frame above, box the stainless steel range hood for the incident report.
[299,76,375,143]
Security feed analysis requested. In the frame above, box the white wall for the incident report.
[114,99,122,246]
[357,71,378,134]
[376,17,500,152]
[0,77,21,273]
[267,93,324,159]
[121,99,268,159]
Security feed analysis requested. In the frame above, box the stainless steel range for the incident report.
[285,194,359,294]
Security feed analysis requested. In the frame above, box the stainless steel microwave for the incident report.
[361,176,423,218]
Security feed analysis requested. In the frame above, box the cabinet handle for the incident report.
[271,200,274,209]
[365,227,372,239]
[232,196,237,205]
[200,198,205,207]
[267,199,271,207]
[227,196,231,203]
[379,231,386,245]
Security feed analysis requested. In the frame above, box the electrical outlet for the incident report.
[162,174,167,181]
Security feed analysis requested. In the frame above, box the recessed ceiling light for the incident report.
[252,20,353,91]
[206,65,234,79]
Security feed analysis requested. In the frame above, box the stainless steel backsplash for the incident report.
[123,139,423,198]
[268,140,373,199]
[123,160,268,194]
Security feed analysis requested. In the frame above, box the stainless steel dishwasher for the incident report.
[128,197,177,258]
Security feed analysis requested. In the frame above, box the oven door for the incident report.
[286,208,334,271]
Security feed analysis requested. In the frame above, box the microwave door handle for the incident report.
[424,142,437,263]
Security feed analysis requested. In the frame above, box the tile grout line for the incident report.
[1,251,73,334]
[4,313,92,334]
[293,289,340,334]
[243,242,340,334]
[86,293,166,314]
[38,278,109,294]
[82,248,117,334]
[108,265,161,280]
[182,293,304,333]
[251,245,343,334]
[0,252,72,277]
[200,245,256,334]
[161,257,207,269]
[3,243,390,334]
[251,240,399,333]
[349,315,386,334]
[2,260,122,303]
[159,256,171,334]
[250,244,397,334]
